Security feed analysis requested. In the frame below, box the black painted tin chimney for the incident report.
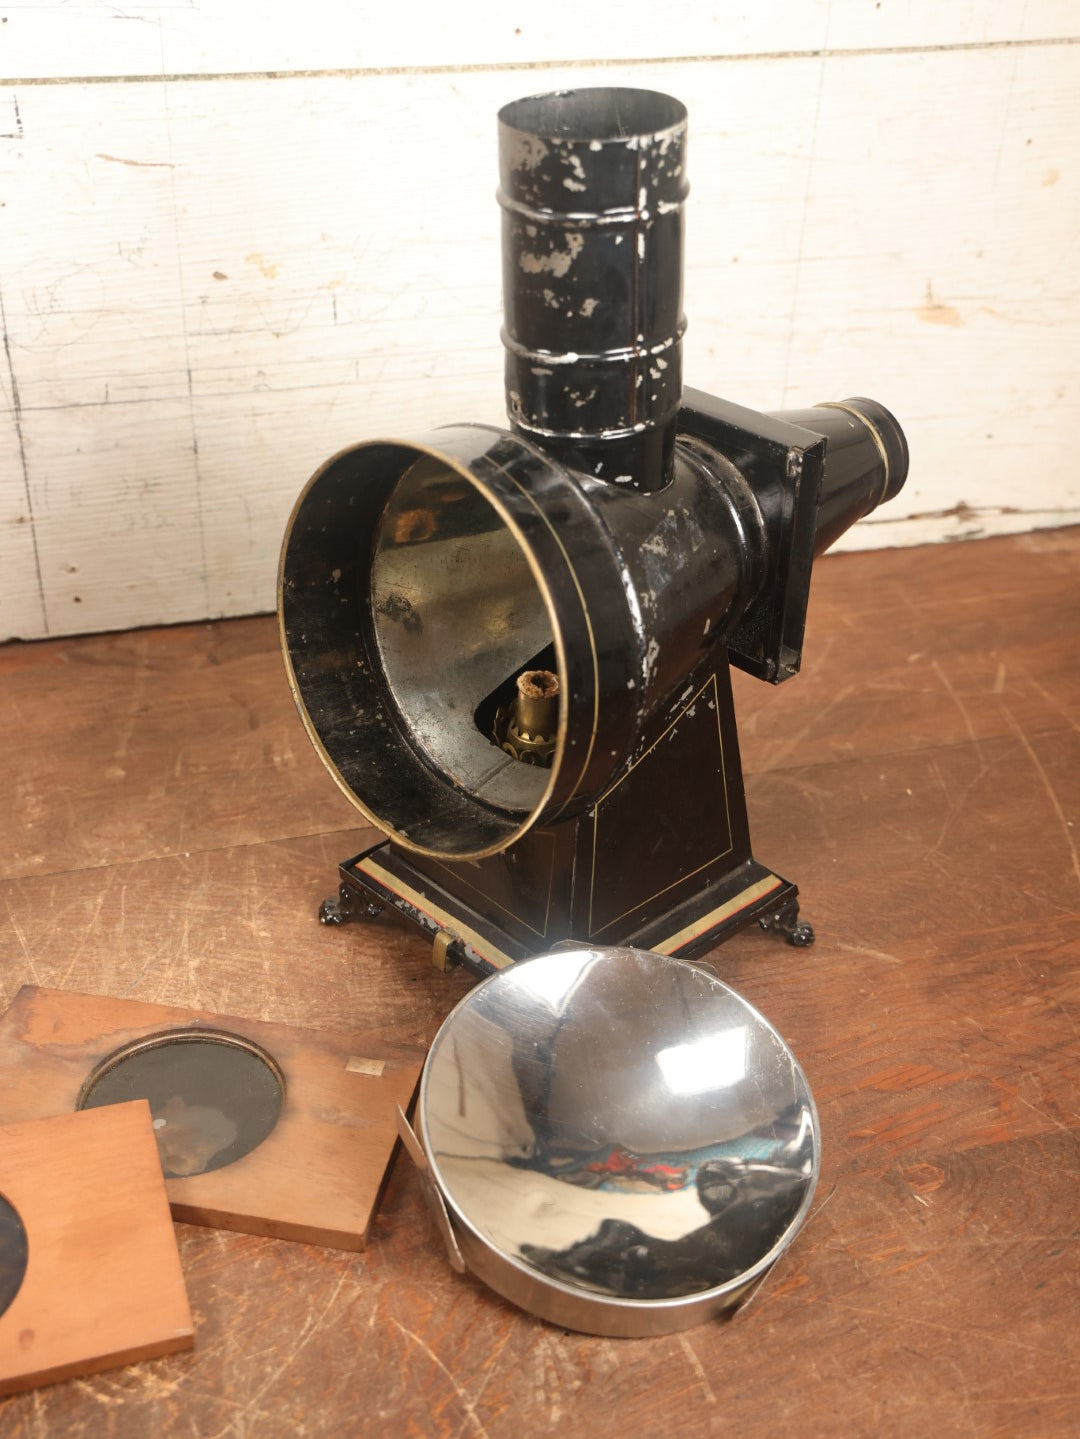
[499,88,687,491]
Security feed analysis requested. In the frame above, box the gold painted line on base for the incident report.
[431,828,557,940]
[653,875,784,956]
[355,857,516,970]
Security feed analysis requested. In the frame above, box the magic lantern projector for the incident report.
[279,87,908,976]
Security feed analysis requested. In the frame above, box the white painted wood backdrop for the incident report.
[2,3,1078,640]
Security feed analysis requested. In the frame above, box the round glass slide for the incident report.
[77,1030,286,1178]
[0,1190,29,1318]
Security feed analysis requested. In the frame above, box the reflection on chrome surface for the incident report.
[421,947,818,1307]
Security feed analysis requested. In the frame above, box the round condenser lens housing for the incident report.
[370,453,556,815]
[279,426,643,860]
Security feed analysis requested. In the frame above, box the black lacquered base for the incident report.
[322,843,811,977]
[319,657,815,975]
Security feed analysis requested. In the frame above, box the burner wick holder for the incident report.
[279,87,909,974]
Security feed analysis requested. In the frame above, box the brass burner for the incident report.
[493,668,560,767]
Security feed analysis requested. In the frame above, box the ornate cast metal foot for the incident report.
[319,884,384,927]
[758,898,815,948]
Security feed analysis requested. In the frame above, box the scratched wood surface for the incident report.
[0,528,1077,1435]
[0,986,425,1250]
[0,1103,193,1397]
[3,7,1079,641]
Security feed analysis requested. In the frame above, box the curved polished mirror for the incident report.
[419,947,819,1330]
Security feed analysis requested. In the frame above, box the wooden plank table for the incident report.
[1,529,1077,1436]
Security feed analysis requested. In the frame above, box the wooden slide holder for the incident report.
[0,1103,193,1397]
[0,986,425,1252]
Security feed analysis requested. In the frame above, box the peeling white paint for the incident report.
[616,559,647,672]
[518,231,584,277]
[506,133,549,172]
[643,636,661,686]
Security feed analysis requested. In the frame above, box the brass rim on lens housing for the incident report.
[277,427,645,862]
[278,438,570,859]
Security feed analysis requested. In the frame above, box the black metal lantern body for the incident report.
[279,89,909,976]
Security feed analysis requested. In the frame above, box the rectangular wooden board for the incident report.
[0,987,426,1252]
[0,1102,193,1397]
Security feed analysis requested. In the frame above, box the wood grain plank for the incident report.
[0,404,42,638]
[2,45,1077,638]
[3,2,1077,81]
[735,527,1080,773]
[0,618,365,882]
[0,829,461,1047]
[782,41,1080,552]
[0,531,1077,1436]
[0,1103,193,1398]
[8,1,1080,82]
[3,533,1075,886]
